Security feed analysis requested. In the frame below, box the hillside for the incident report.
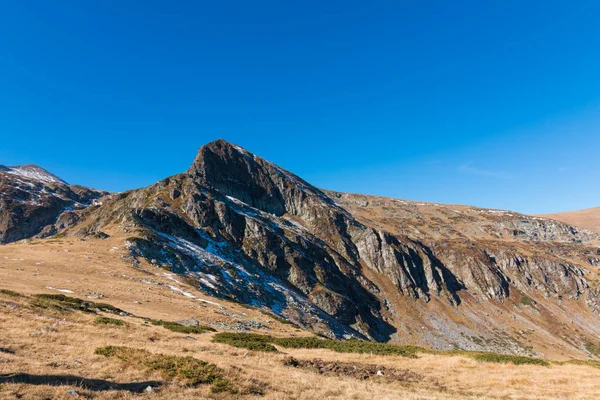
[2,236,600,399]
[539,207,600,235]
[2,139,599,355]
[0,164,107,244]
[2,140,600,399]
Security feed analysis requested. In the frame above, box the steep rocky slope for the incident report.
[0,164,107,244]
[3,141,600,359]
[55,139,600,358]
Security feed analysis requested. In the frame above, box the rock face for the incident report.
[5,141,600,357]
[0,164,107,244]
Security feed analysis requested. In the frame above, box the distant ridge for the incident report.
[0,164,67,184]
[539,207,600,234]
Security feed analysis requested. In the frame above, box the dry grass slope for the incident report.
[2,234,600,399]
[2,284,600,399]
[539,206,600,234]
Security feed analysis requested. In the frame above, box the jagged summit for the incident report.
[0,163,67,184]
[187,139,333,217]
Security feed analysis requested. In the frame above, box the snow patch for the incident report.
[45,286,74,294]
[4,165,66,184]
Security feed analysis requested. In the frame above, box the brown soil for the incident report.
[283,356,423,383]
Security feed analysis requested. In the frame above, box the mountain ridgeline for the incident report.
[0,164,107,244]
[2,140,600,357]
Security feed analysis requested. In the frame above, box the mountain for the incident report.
[539,207,600,235]
[0,164,108,244]
[2,140,600,359]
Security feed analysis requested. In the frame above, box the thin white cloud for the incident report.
[458,162,510,179]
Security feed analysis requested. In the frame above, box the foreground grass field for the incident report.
[2,235,600,399]
[2,288,600,400]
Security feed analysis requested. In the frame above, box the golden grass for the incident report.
[539,207,600,234]
[2,235,600,399]
[2,291,600,399]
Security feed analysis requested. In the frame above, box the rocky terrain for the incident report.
[539,207,600,235]
[0,164,107,244]
[2,140,600,360]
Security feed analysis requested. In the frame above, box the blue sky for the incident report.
[1,1,599,214]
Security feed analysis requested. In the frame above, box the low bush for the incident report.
[212,333,278,352]
[520,296,535,306]
[472,353,549,366]
[95,346,236,393]
[34,293,83,304]
[94,316,127,326]
[0,289,21,297]
[213,333,552,366]
[558,359,600,369]
[274,337,421,357]
[584,341,600,356]
[32,293,129,315]
[32,293,88,312]
[212,333,420,357]
[149,319,215,334]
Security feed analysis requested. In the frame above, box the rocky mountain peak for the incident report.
[186,139,325,217]
[0,165,106,244]
[0,164,67,184]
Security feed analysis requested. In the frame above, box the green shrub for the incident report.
[149,319,215,334]
[584,341,600,356]
[92,303,127,314]
[95,346,236,392]
[520,296,535,306]
[472,353,549,366]
[273,337,420,357]
[34,293,84,305]
[147,355,220,384]
[0,289,21,297]
[210,377,239,394]
[32,293,88,312]
[559,359,600,369]
[32,294,128,315]
[95,316,127,326]
[212,333,420,357]
[212,333,278,352]
[212,333,552,366]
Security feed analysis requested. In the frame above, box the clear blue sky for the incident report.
[1,1,599,214]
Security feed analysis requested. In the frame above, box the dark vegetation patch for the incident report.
[149,319,215,334]
[421,348,548,366]
[471,353,549,366]
[32,294,129,315]
[95,346,237,394]
[212,333,419,358]
[94,316,127,326]
[283,357,423,382]
[213,333,278,352]
[557,359,600,369]
[274,337,421,358]
[584,341,600,356]
[213,333,550,366]
[0,289,21,298]
[520,295,535,306]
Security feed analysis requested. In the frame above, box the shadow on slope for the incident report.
[0,373,162,392]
